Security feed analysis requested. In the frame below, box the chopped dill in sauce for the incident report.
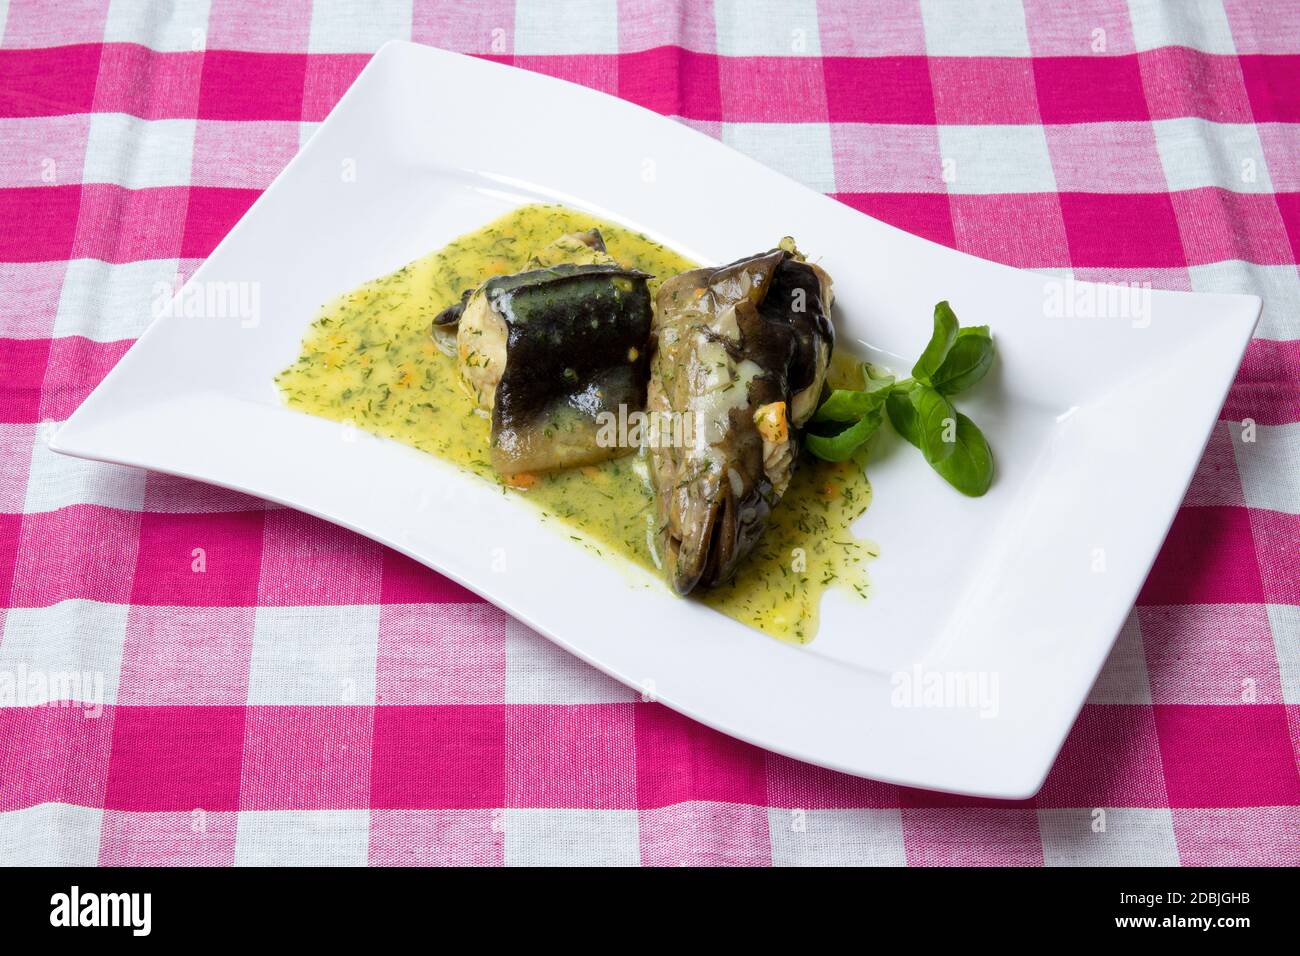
[276,203,878,644]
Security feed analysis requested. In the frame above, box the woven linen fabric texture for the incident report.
[0,0,1297,866]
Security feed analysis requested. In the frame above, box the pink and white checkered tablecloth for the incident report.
[0,0,1297,867]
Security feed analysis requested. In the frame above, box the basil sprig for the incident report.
[806,301,995,496]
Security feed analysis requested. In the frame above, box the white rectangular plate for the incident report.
[54,42,1260,798]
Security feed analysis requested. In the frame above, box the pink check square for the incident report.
[370,705,505,809]
[10,506,140,607]
[0,46,99,118]
[240,705,374,810]
[824,57,936,124]
[0,337,50,422]
[72,184,188,262]
[198,51,308,121]
[0,262,66,339]
[0,706,113,811]
[180,186,260,258]
[98,810,238,866]
[257,508,383,606]
[412,0,515,53]
[206,0,312,52]
[1140,605,1283,705]
[638,803,772,866]
[1059,192,1185,268]
[39,336,132,422]
[1171,188,1296,266]
[817,0,926,56]
[0,0,109,47]
[302,54,370,121]
[506,703,638,809]
[950,194,1071,269]
[1137,48,1254,123]
[764,752,898,809]
[1034,56,1149,123]
[1139,507,1265,606]
[131,510,265,606]
[1021,0,1136,55]
[379,547,479,603]
[928,57,1041,124]
[376,603,505,704]
[369,809,504,866]
[617,48,722,120]
[719,56,828,122]
[118,605,255,705]
[1155,705,1300,808]
[92,47,205,119]
[0,186,81,263]
[635,704,768,807]
[104,706,247,812]
[1036,705,1168,807]
[902,808,1043,866]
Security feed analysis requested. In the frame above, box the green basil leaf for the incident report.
[931,326,993,395]
[804,407,883,462]
[910,384,957,464]
[885,382,922,448]
[811,374,894,421]
[812,364,895,423]
[911,301,959,385]
[861,365,896,392]
[931,412,994,496]
[813,384,889,423]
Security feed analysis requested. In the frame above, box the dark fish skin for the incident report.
[647,249,834,595]
[433,287,474,326]
[484,263,653,474]
[433,230,609,329]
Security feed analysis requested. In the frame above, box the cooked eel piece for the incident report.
[432,229,614,333]
[433,252,653,475]
[433,229,618,408]
[526,229,616,269]
[647,245,834,595]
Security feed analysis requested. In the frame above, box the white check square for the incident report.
[504,808,639,866]
[938,124,1057,194]
[514,0,618,55]
[1188,261,1300,340]
[1039,808,1179,866]
[0,599,129,707]
[309,0,413,53]
[920,0,1031,55]
[1267,605,1300,705]
[505,618,635,704]
[722,122,837,193]
[82,114,196,190]
[234,810,369,866]
[714,0,822,56]
[24,429,147,513]
[104,0,212,52]
[1230,422,1300,514]
[1154,118,1273,193]
[247,605,379,705]
[1128,0,1236,54]
[0,804,103,866]
[54,258,181,342]
[1086,612,1152,705]
[768,807,907,865]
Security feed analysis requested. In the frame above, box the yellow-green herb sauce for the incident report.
[276,204,878,643]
